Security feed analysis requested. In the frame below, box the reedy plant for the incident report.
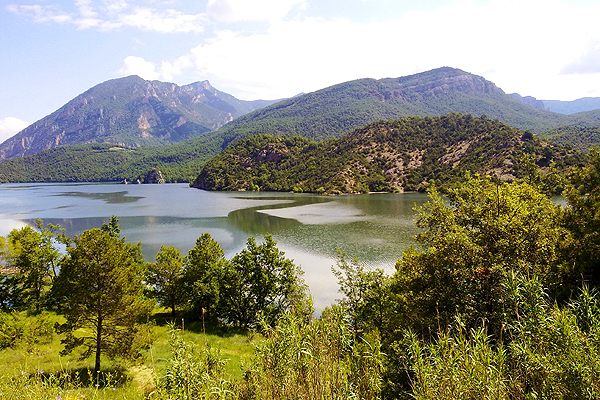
[156,326,234,400]
[240,307,384,400]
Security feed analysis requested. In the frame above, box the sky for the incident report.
[1,0,600,142]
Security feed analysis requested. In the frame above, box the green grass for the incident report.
[0,311,260,399]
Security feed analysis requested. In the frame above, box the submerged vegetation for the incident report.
[1,149,600,399]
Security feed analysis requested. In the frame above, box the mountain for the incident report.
[192,114,584,194]
[0,75,278,161]
[508,93,545,110]
[509,94,600,115]
[1,67,598,183]
[543,98,600,115]
[200,67,585,153]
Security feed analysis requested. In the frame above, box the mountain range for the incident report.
[0,67,599,183]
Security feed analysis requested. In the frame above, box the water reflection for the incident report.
[57,191,143,204]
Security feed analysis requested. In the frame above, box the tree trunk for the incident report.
[94,315,102,381]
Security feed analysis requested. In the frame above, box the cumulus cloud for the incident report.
[6,1,207,32]
[6,4,72,24]
[119,56,161,80]
[0,117,29,143]
[148,0,600,101]
[206,0,306,23]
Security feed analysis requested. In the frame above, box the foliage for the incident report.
[405,273,600,400]
[219,235,311,328]
[156,326,232,400]
[391,176,564,336]
[7,220,63,312]
[0,141,216,184]
[53,224,154,377]
[541,125,600,151]
[146,246,187,317]
[240,308,384,400]
[561,147,600,287]
[406,325,511,399]
[193,114,583,194]
[0,311,54,351]
[185,233,228,321]
[332,253,392,335]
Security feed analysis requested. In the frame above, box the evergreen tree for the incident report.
[53,224,153,378]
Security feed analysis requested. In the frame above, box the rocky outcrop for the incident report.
[508,93,546,110]
[143,168,165,184]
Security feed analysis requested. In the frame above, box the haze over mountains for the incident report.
[0,67,599,184]
[509,93,600,114]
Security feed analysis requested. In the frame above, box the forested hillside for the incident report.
[193,114,584,194]
[197,67,596,153]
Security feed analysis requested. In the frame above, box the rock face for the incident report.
[0,76,278,161]
[508,93,546,110]
[143,168,165,184]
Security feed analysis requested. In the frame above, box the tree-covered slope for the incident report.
[0,75,278,161]
[197,67,583,154]
[0,141,218,183]
[192,114,583,194]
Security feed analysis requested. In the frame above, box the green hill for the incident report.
[198,67,596,153]
[192,114,584,194]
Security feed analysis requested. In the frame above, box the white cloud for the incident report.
[206,0,306,23]
[115,7,207,33]
[149,0,600,101]
[0,117,30,144]
[561,45,600,75]
[119,56,161,80]
[6,4,72,24]
[6,1,207,33]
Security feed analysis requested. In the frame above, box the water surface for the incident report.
[0,183,428,311]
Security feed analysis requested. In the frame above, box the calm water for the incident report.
[0,183,428,311]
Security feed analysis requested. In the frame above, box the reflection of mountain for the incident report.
[227,195,332,235]
[57,191,143,204]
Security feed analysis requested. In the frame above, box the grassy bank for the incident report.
[0,311,259,399]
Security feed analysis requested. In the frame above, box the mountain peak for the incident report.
[0,76,278,161]
[392,67,504,97]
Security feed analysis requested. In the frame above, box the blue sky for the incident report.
[1,0,600,142]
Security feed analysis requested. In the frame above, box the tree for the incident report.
[391,176,564,336]
[220,235,310,327]
[53,225,153,378]
[146,246,186,317]
[184,233,227,320]
[332,252,392,335]
[8,220,62,312]
[561,148,600,288]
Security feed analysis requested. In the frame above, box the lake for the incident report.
[0,183,429,311]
